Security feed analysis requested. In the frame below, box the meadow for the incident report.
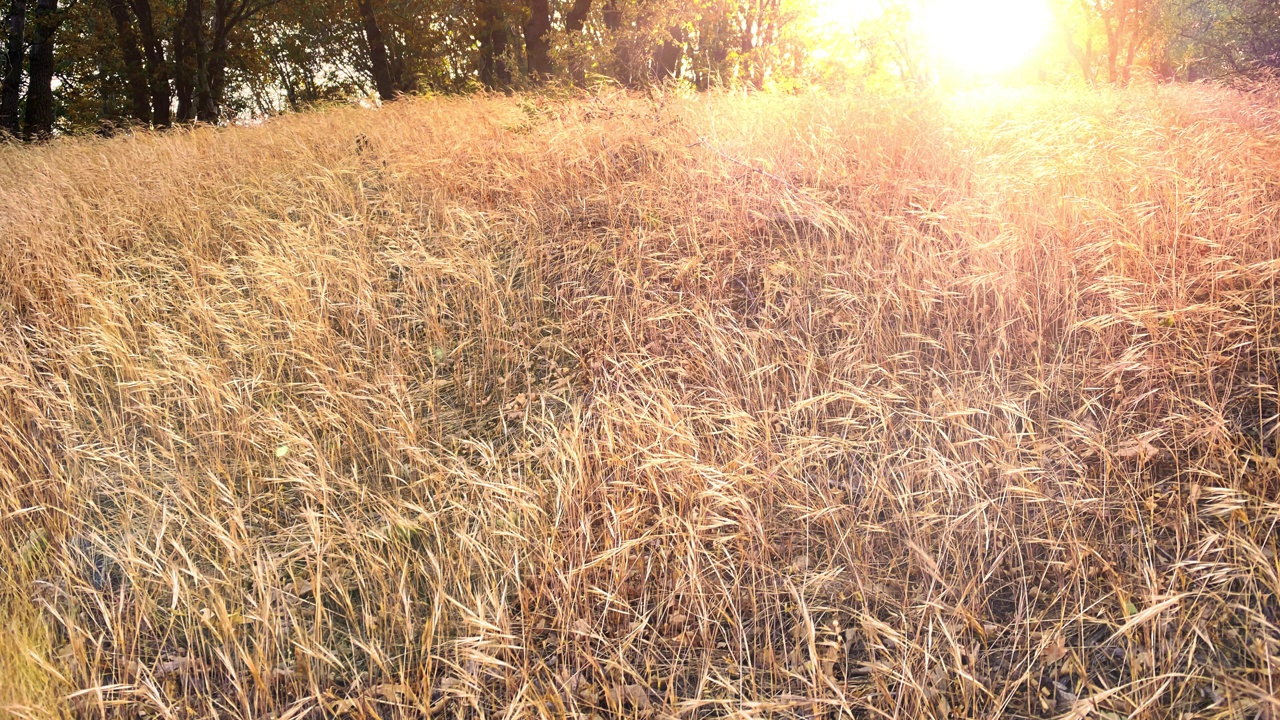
[1,83,1278,718]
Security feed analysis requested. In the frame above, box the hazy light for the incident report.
[918,0,1053,75]
[812,0,882,29]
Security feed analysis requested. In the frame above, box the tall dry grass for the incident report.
[1,83,1278,719]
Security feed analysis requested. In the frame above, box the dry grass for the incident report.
[1,83,1279,719]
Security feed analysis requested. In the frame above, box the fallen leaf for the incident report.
[1043,634,1068,664]
[1115,438,1171,462]
[367,683,409,701]
[325,696,360,715]
[265,666,296,685]
[154,655,205,676]
[605,684,651,711]
[275,444,289,458]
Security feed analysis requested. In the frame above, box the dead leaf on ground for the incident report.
[1043,634,1069,664]
[1115,438,1171,462]
[605,683,651,711]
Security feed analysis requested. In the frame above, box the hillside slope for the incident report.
[2,86,1279,718]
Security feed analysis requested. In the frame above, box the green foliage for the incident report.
[5,0,1280,136]
[1164,0,1280,80]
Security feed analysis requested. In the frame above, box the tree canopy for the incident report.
[0,0,1277,139]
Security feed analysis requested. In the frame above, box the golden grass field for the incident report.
[1,83,1279,719]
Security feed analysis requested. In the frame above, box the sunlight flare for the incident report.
[919,0,1054,75]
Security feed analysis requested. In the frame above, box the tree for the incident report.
[1165,0,1280,80]
[130,0,171,126]
[598,0,667,86]
[1096,0,1159,83]
[191,0,284,120]
[476,0,509,88]
[563,0,591,82]
[22,0,58,140]
[522,0,549,79]
[174,0,199,120]
[0,0,24,137]
[653,24,683,80]
[356,0,395,100]
[1059,0,1162,84]
[564,0,590,33]
[104,0,152,123]
[0,0,905,137]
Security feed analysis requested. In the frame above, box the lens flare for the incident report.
[919,0,1054,75]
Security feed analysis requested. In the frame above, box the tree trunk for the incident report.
[603,0,625,82]
[1106,33,1118,82]
[174,0,200,120]
[205,48,226,119]
[0,0,25,137]
[564,0,590,84]
[741,6,762,89]
[1103,2,1125,84]
[478,0,509,89]
[129,0,171,126]
[564,0,590,32]
[104,0,151,124]
[1154,42,1173,81]
[1061,25,1092,81]
[196,0,281,120]
[602,0,619,30]
[1122,35,1138,85]
[387,39,414,93]
[653,26,682,81]
[1121,4,1154,86]
[357,0,395,100]
[269,47,298,111]
[523,0,551,80]
[194,0,223,122]
[22,0,55,141]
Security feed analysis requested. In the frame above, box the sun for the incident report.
[918,0,1054,76]
[812,0,1056,77]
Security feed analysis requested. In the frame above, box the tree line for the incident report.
[1,0,1278,141]
[1058,0,1280,85]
